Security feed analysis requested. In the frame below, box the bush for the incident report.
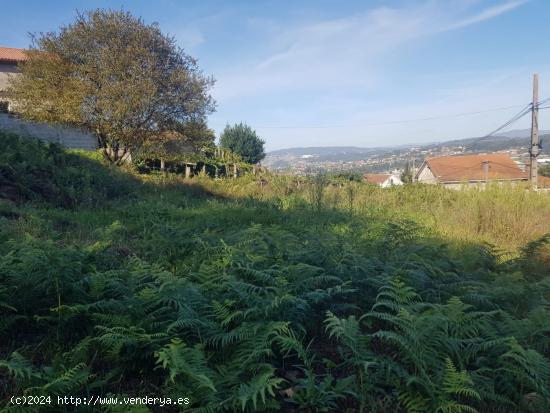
[0,132,133,208]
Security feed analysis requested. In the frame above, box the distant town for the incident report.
[263,130,550,176]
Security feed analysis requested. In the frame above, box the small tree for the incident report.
[539,163,550,178]
[401,161,414,184]
[219,123,265,164]
[9,9,215,164]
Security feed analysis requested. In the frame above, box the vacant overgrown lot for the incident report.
[1,133,550,413]
[192,173,550,253]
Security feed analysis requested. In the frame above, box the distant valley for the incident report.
[263,129,550,173]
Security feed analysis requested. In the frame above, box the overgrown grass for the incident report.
[0,132,135,209]
[1,135,549,412]
[188,173,550,253]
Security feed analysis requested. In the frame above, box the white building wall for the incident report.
[380,175,404,188]
[416,164,438,184]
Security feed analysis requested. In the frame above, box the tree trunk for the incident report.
[185,164,192,179]
[233,163,238,179]
[102,145,119,164]
[115,147,130,166]
[160,158,165,171]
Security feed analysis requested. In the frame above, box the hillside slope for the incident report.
[1,133,549,413]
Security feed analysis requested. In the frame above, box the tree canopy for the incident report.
[135,121,216,163]
[9,9,215,164]
[219,123,265,164]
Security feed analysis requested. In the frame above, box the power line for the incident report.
[212,104,528,130]
[464,94,550,150]
[467,95,550,146]
[482,104,532,137]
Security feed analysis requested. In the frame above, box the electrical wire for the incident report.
[483,104,532,137]
[212,104,528,130]
[468,103,533,146]
[476,96,550,142]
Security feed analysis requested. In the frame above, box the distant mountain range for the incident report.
[267,146,388,160]
[496,129,550,138]
[264,129,550,170]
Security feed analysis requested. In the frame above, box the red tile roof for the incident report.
[363,173,392,185]
[422,154,527,183]
[0,47,28,63]
[539,175,550,188]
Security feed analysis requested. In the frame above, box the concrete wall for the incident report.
[0,62,19,93]
[0,113,96,150]
[441,180,528,190]
[0,62,20,112]
[416,164,438,184]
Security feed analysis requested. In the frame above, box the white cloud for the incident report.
[212,1,529,102]
[214,6,432,101]
[446,0,529,31]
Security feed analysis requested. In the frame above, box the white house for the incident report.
[363,173,403,187]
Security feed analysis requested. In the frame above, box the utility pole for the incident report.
[482,160,490,187]
[529,73,540,188]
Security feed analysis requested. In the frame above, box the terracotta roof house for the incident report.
[0,46,96,150]
[363,173,403,187]
[0,46,28,112]
[415,154,528,188]
[0,46,28,63]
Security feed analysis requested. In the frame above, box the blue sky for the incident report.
[2,0,550,150]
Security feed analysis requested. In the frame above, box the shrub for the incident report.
[0,132,133,208]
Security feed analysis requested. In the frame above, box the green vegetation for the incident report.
[8,9,215,164]
[1,132,550,412]
[400,161,414,184]
[219,123,266,164]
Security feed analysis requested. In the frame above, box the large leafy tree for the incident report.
[9,10,215,164]
[219,123,265,164]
